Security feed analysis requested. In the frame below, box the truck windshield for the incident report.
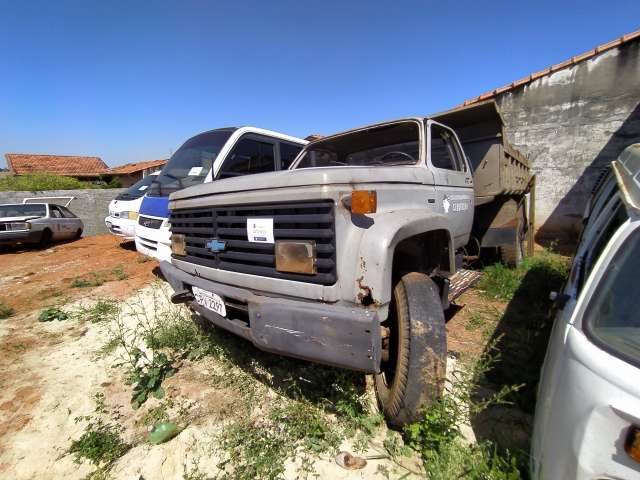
[0,204,46,218]
[294,122,419,169]
[115,175,158,201]
[147,129,236,197]
[585,228,640,368]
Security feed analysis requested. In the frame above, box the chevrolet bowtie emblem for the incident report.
[206,238,227,253]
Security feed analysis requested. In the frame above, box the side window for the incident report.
[217,137,276,179]
[59,206,77,218]
[430,125,463,171]
[280,142,303,170]
[50,206,63,218]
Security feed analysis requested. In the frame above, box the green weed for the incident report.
[112,265,128,280]
[71,273,106,288]
[38,307,68,322]
[69,393,130,470]
[0,300,15,319]
[136,255,152,263]
[75,299,119,323]
[478,250,569,301]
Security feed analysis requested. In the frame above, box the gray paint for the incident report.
[0,188,125,236]
[494,40,640,241]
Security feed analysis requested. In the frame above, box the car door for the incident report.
[59,206,81,238]
[427,120,474,247]
[48,205,66,240]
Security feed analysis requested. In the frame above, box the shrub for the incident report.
[0,300,15,319]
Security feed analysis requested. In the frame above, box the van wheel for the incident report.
[39,229,52,247]
[374,272,447,428]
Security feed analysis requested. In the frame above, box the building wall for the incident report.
[0,188,126,237]
[494,40,640,242]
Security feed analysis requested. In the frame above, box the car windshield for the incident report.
[294,122,420,169]
[147,129,236,196]
[115,175,158,201]
[585,228,640,367]
[0,204,47,218]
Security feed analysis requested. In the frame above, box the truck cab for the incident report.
[134,127,307,261]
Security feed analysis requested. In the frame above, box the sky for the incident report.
[0,1,639,168]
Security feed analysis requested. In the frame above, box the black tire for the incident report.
[374,272,447,428]
[39,229,52,247]
[500,206,525,267]
[75,229,83,239]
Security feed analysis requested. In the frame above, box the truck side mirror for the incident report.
[549,291,570,310]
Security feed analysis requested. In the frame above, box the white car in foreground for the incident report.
[105,172,159,240]
[531,143,640,479]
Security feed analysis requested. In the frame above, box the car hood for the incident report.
[169,166,433,201]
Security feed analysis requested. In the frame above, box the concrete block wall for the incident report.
[0,189,126,237]
[494,40,640,242]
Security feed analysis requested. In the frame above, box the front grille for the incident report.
[170,200,336,285]
[138,215,163,229]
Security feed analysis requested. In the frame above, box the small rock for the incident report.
[335,451,367,470]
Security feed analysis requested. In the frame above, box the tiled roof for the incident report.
[109,159,167,175]
[463,29,640,106]
[5,154,109,177]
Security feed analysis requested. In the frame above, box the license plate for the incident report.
[192,286,226,317]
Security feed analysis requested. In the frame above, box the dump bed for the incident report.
[432,101,530,200]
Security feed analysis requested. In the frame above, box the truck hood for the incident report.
[170,166,432,201]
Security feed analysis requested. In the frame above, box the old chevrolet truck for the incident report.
[160,101,532,426]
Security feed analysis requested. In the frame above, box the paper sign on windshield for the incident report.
[247,218,274,244]
[138,185,148,191]
[187,166,203,176]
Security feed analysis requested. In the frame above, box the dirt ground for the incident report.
[0,235,529,479]
[0,235,158,316]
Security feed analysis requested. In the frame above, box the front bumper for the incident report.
[0,230,41,245]
[135,224,171,262]
[160,260,382,373]
[104,216,136,239]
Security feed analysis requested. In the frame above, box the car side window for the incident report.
[217,137,276,179]
[430,125,463,171]
[59,206,77,218]
[280,142,303,170]
[50,206,63,218]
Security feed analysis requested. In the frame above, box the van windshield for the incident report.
[0,204,47,218]
[294,122,419,169]
[115,175,158,201]
[147,129,236,197]
[585,228,640,367]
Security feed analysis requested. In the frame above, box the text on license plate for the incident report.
[192,286,227,317]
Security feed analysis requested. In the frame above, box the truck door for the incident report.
[427,121,474,247]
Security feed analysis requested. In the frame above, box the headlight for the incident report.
[8,222,31,231]
[275,240,317,274]
[121,211,139,220]
[171,234,187,256]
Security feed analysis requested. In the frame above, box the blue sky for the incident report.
[0,1,638,168]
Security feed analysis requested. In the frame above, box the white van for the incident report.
[531,143,640,479]
[105,171,160,240]
[135,127,307,262]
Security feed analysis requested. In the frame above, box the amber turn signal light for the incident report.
[625,425,640,463]
[351,190,377,215]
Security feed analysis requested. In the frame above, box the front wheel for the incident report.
[374,272,447,428]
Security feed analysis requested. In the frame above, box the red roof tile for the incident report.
[5,154,109,177]
[109,159,167,175]
[463,29,640,106]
